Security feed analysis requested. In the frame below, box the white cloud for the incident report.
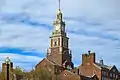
[68,32,120,68]
[0,24,50,53]
[0,0,120,70]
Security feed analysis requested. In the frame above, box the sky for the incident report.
[0,0,120,71]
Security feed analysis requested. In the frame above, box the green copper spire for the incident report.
[5,57,11,64]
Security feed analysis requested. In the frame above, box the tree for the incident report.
[0,66,54,80]
[29,68,53,80]
[13,66,26,80]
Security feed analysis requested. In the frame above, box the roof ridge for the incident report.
[95,62,113,70]
[45,58,62,66]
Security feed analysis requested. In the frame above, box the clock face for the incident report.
[55,25,60,30]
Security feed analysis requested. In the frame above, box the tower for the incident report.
[47,0,73,69]
[2,57,13,80]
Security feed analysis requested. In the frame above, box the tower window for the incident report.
[54,41,57,46]
[53,39,58,46]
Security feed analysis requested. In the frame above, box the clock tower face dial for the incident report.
[55,25,60,30]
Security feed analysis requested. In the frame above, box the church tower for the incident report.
[47,0,73,69]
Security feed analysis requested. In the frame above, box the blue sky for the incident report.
[0,0,120,71]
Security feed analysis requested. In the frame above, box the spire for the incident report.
[58,0,61,12]
[59,0,60,10]
[5,57,11,64]
[57,0,62,21]
[99,57,104,65]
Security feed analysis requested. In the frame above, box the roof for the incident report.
[58,70,80,80]
[61,70,77,76]
[35,58,61,68]
[80,74,97,80]
[94,62,113,70]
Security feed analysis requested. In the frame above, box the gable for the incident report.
[110,65,119,72]
[35,58,55,69]
[58,70,80,80]
[80,75,94,80]
[92,74,99,80]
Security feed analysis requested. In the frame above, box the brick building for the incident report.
[78,51,120,80]
[35,1,120,80]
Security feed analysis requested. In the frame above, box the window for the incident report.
[113,74,115,78]
[53,39,58,46]
[102,71,107,76]
[110,73,112,77]
[104,71,106,75]
[54,41,57,46]
[113,69,115,72]
[102,77,106,80]
[116,75,118,78]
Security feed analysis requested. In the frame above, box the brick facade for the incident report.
[79,51,120,80]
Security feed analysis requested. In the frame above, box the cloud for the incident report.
[0,24,51,53]
[0,47,45,57]
[0,0,120,70]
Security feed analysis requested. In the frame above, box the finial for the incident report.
[57,0,61,14]
[59,0,60,10]
[56,0,63,21]
[88,50,91,54]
